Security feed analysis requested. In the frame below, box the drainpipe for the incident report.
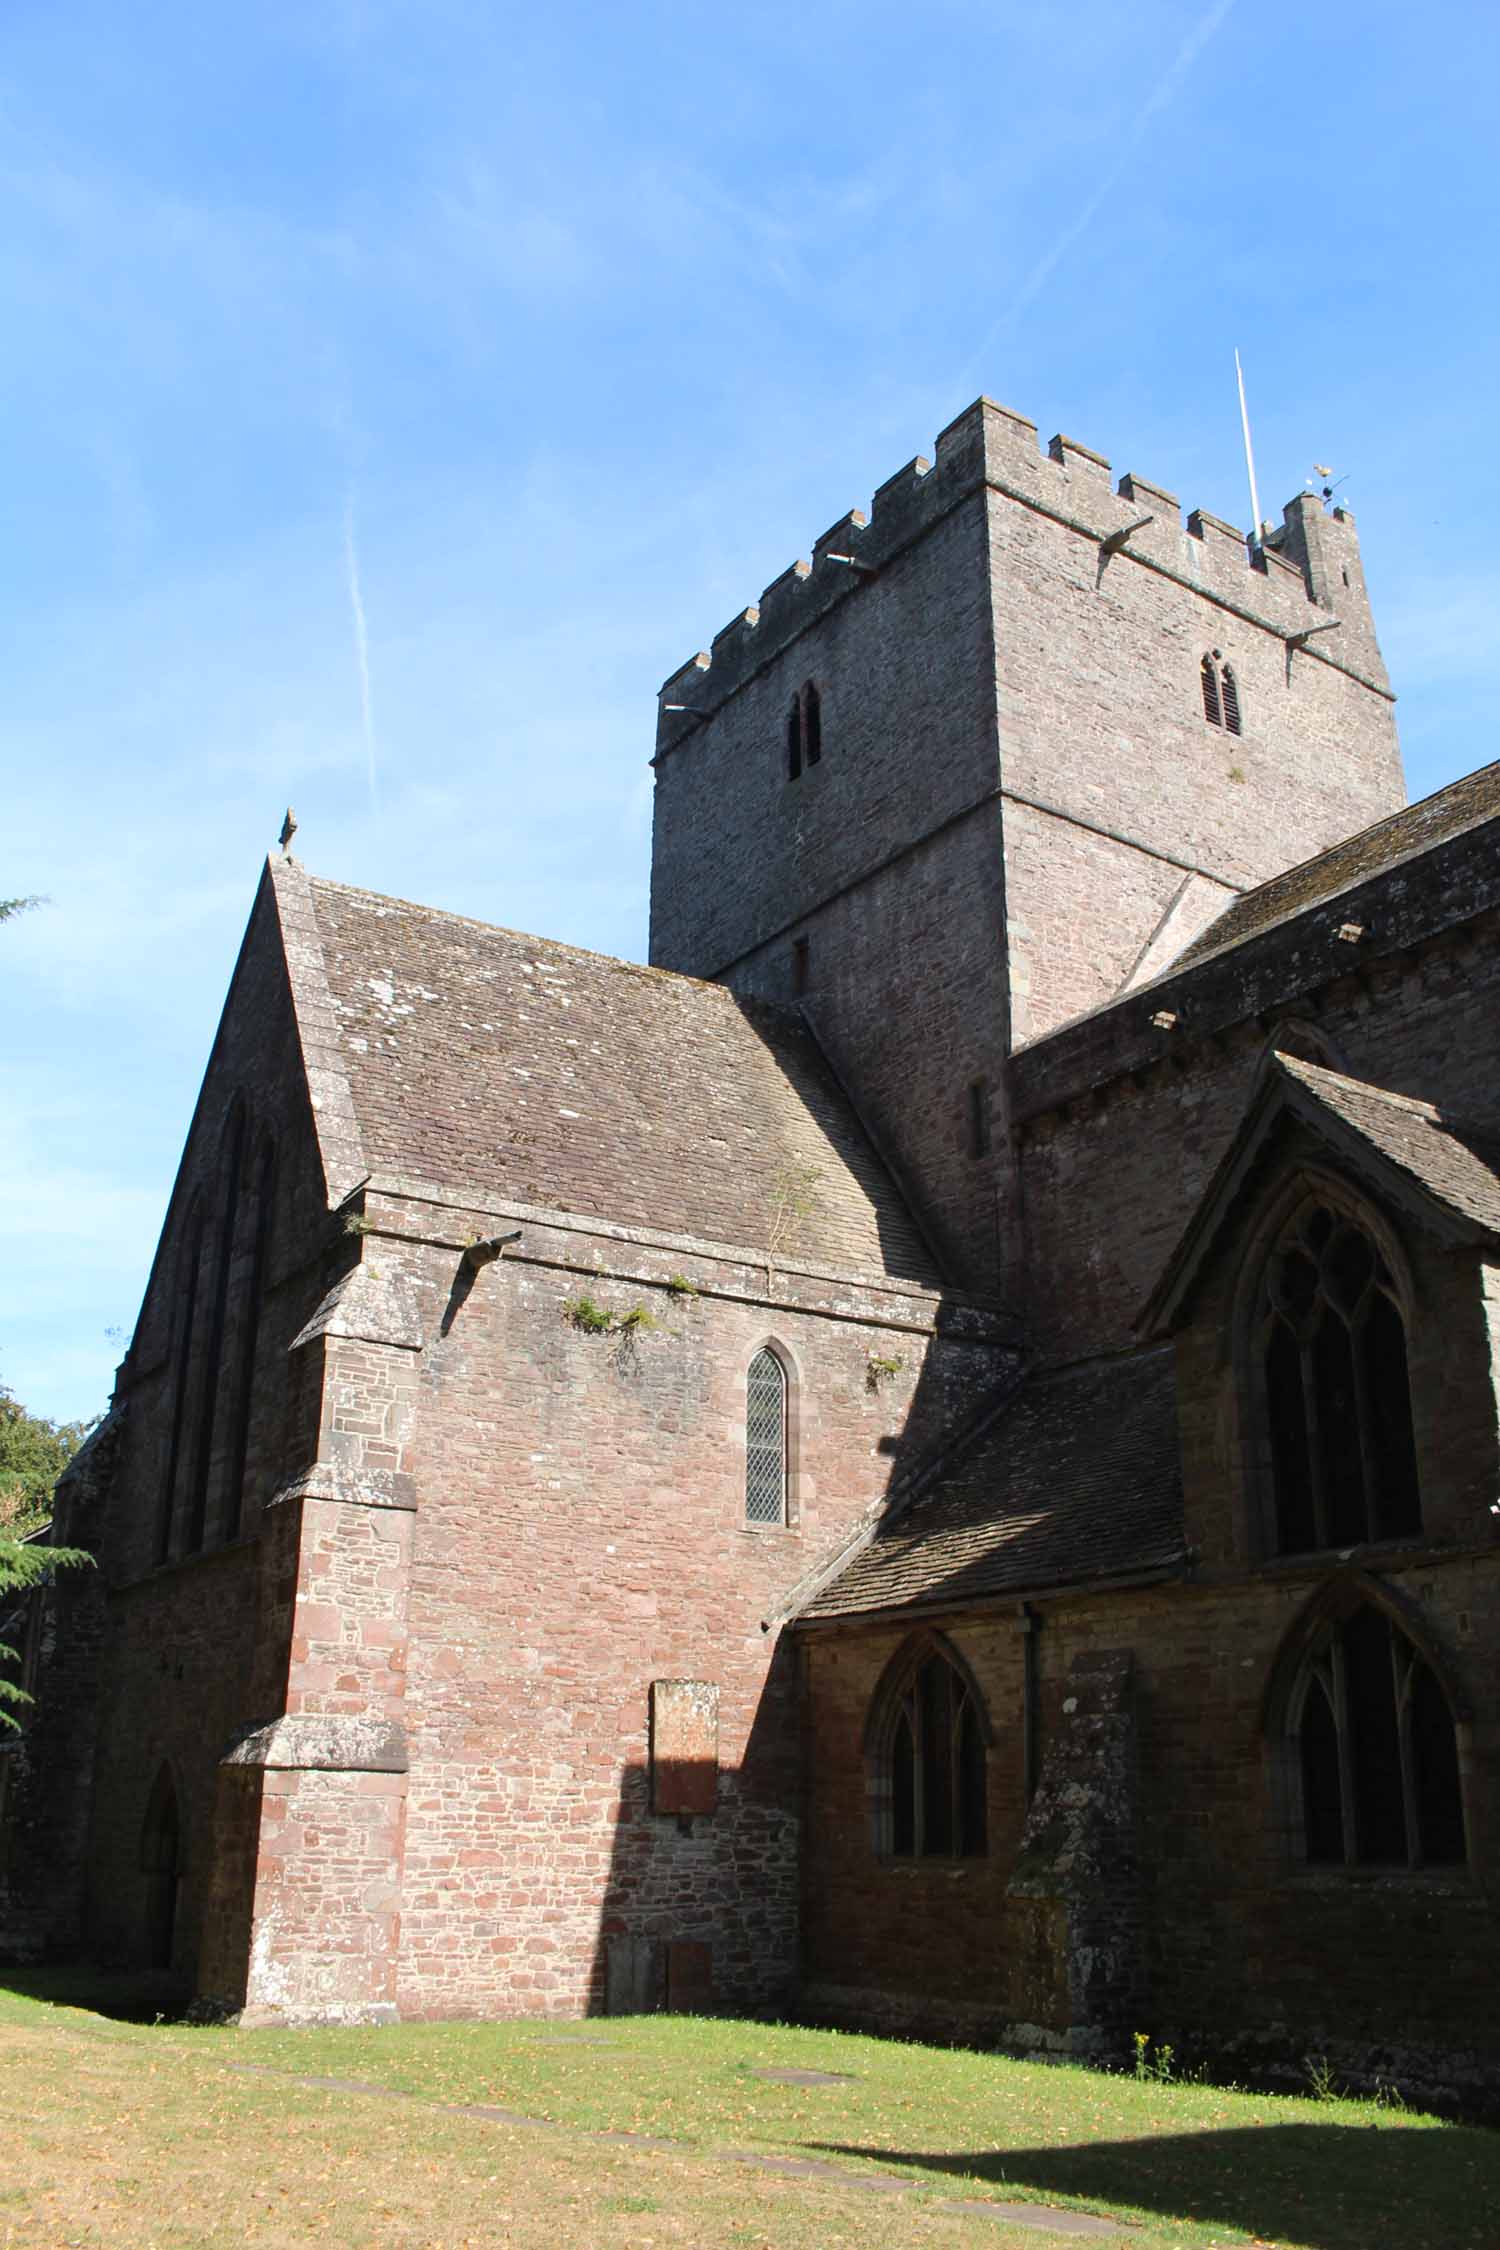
[1018,1603,1040,1804]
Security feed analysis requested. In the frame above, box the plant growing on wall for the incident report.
[765,1162,822,1292]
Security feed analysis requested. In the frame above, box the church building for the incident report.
[5,396,1498,2109]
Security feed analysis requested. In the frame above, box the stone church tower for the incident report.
[651,397,1400,1294]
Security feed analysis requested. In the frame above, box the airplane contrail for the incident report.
[964,0,1238,373]
[343,490,379,816]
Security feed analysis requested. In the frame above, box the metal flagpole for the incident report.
[1235,347,1263,546]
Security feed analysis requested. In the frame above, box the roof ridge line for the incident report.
[305,869,808,1007]
[269,856,369,1208]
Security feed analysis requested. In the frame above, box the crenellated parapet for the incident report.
[656,396,1389,757]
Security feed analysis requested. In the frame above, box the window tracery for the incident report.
[1288,1604,1464,1869]
[1256,1195,1421,1554]
[869,1640,988,1860]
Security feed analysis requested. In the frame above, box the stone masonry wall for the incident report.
[800,1542,1500,2105]
[6,865,344,1981]
[649,396,1404,1293]
[362,1189,1014,2022]
[726,807,1015,1297]
[1016,899,1500,1366]
[985,441,1403,1041]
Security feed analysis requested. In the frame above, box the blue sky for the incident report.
[4,0,1497,1422]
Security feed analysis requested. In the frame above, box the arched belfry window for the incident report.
[785,681,822,781]
[1200,650,1242,735]
[745,1348,788,1525]
[869,1639,988,1859]
[1255,1194,1421,1554]
[1284,1602,1465,1869]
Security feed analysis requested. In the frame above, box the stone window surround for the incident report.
[1261,1571,1474,1879]
[1232,1163,1424,1570]
[862,1628,992,1864]
[741,1337,801,1532]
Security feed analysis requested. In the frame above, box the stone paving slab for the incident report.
[936,2197,1123,2236]
[720,2150,908,2194]
[751,2065,856,2086]
[223,2058,1127,2233]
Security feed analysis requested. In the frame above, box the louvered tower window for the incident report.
[745,1348,788,1525]
[1201,651,1242,735]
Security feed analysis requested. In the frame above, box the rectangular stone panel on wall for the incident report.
[651,1679,719,1816]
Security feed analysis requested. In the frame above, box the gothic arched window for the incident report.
[1256,1195,1421,1554]
[1289,1604,1465,1869]
[869,1640,988,1859]
[158,1197,207,1565]
[1200,651,1242,735]
[223,1135,276,1543]
[802,681,822,766]
[745,1348,788,1525]
[185,1101,248,1554]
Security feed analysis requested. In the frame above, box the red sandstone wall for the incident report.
[801,1550,1500,2092]
[56,873,341,1981]
[1018,906,1500,1366]
[389,1215,1012,2020]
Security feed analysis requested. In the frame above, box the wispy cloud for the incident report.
[961,0,1238,376]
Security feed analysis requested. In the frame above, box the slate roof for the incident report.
[1139,1055,1500,1337]
[1174,759,1500,971]
[1272,1059,1500,1236]
[799,1350,1186,1622]
[304,875,940,1284]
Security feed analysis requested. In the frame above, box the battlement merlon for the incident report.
[654,397,1391,755]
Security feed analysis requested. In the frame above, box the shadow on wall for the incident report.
[581,1290,1022,2022]
[810,2122,1499,2250]
[586,1633,804,2019]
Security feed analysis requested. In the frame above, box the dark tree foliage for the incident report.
[0,1386,94,1729]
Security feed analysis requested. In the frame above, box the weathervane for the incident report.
[1307,464,1350,512]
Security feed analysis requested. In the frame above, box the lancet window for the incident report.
[745,1347,788,1526]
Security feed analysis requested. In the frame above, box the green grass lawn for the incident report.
[2,1970,1496,2248]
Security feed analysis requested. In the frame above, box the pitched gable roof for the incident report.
[292,869,941,1285]
[797,1350,1186,1623]
[1141,1055,1500,1336]
[1172,759,1500,973]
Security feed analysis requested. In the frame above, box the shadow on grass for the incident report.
[811,2121,1499,2250]
[0,1962,194,2024]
